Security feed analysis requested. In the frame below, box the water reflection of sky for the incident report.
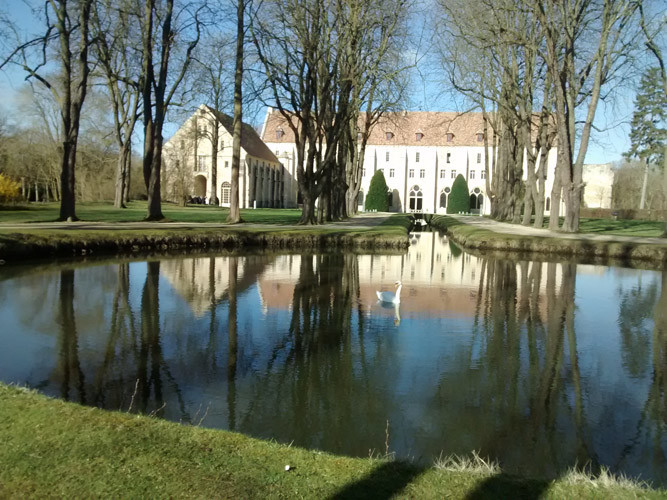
[0,235,665,485]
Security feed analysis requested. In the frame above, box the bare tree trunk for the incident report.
[227,0,244,223]
[639,157,649,210]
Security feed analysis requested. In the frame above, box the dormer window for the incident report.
[476,133,484,142]
[276,128,284,139]
[416,132,424,142]
[386,131,394,140]
[446,133,454,142]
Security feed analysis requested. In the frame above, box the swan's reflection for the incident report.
[378,300,401,326]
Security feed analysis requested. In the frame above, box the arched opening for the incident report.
[439,191,447,208]
[194,175,207,199]
[357,190,364,206]
[478,194,484,209]
[546,197,551,211]
[409,185,423,212]
[221,181,231,205]
[469,193,477,210]
[387,190,393,207]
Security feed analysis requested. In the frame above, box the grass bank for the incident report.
[431,216,667,268]
[0,205,411,262]
[1,384,662,499]
[0,202,303,224]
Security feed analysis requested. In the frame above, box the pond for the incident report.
[1,232,666,485]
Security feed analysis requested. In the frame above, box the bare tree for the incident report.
[1,0,94,220]
[534,0,639,232]
[92,0,142,209]
[636,0,667,236]
[228,0,246,223]
[138,0,202,220]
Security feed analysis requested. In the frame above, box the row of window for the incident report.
[384,132,484,143]
[384,151,484,164]
[366,167,486,180]
[180,138,226,150]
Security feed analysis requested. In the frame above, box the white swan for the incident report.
[376,281,402,304]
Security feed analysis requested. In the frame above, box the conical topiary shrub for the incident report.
[447,174,470,214]
[365,170,389,212]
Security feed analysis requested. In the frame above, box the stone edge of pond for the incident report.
[431,216,667,269]
[0,383,662,499]
[0,228,410,263]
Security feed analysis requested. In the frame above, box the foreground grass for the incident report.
[432,215,667,267]
[0,201,303,224]
[1,384,662,499]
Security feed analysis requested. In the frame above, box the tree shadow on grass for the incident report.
[329,461,425,500]
[465,473,551,499]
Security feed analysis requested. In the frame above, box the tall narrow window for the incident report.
[477,153,481,163]
[446,152,451,163]
[221,182,231,204]
[451,170,457,179]
[416,152,420,163]
[389,168,395,178]
[362,168,366,177]
[409,169,414,178]
[419,169,425,178]
[440,169,446,179]
[470,170,475,179]
[386,151,390,161]
[481,170,486,179]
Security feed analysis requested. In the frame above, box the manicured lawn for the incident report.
[0,201,303,225]
[0,384,661,498]
[540,216,665,238]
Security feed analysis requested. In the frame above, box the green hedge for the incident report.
[447,174,470,214]
[365,170,389,211]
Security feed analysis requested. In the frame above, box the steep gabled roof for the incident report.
[205,105,279,163]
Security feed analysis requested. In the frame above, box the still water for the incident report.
[1,233,666,484]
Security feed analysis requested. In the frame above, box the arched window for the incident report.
[357,190,364,206]
[221,182,231,205]
[478,194,484,208]
[470,193,477,210]
[546,197,551,211]
[409,185,423,212]
[439,191,447,208]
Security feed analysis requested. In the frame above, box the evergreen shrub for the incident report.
[447,174,470,214]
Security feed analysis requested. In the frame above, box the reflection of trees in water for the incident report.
[617,277,658,378]
[236,253,395,456]
[432,258,589,477]
[55,270,85,403]
[648,271,667,466]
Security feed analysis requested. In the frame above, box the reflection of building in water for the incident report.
[255,232,562,317]
[161,256,271,317]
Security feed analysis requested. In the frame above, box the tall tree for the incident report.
[228,0,246,223]
[92,0,142,209]
[1,0,94,220]
[139,0,202,220]
[534,0,639,232]
[623,67,666,210]
[636,0,667,236]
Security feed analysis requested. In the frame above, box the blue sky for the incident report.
[0,1,641,165]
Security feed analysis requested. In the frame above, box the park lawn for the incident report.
[0,201,303,225]
[0,384,662,499]
[538,216,665,238]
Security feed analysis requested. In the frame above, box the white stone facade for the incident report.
[163,105,288,208]
[261,109,561,216]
